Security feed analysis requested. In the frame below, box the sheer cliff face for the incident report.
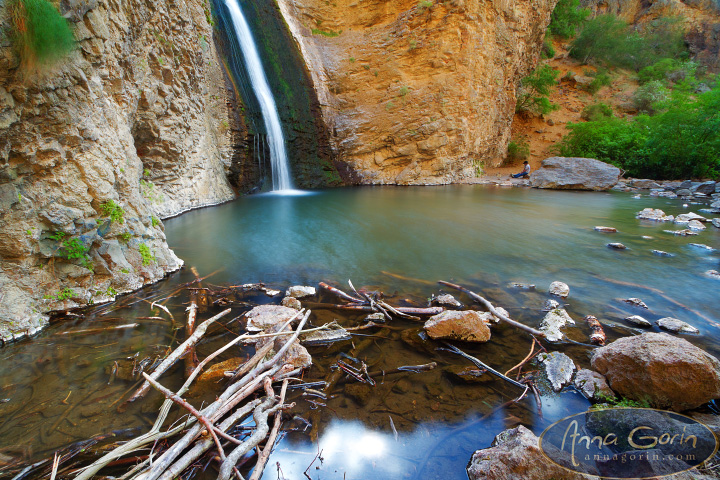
[581,0,720,70]
[0,0,237,341]
[277,0,557,185]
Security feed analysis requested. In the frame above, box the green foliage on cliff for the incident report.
[8,0,75,68]
[570,15,687,71]
[548,0,590,39]
[100,200,125,224]
[516,64,560,115]
[557,84,720,179]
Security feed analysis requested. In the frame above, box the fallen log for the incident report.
[438,281,545,337]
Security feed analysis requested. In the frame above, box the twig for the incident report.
[50,452,60,480]
[249,380,290,480]
[440,342,526,389]
[504,337,541,377]
[438,281,545,337]
[318,282,364,303]
[120,308,231,409]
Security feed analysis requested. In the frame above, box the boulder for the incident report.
[687,220,706,231]
[255,322,312,369]
[590,333,720,411]
[285,285,316,298]
[574,369,615,401]
[539,351,576,392]
[630,179,661,189]
[657,317,699,334]
[676,188,693,197]
[625,315,652,327]
[693,181,717,195]
[540,308,574,342]
[530,157,622,191]
[675,212,707,224]
[713,218,720,229]
[467,425,596,480]
[548,281,569,297]
[423,310,491,342]
[637,208,674,221]
[244,305,299,332]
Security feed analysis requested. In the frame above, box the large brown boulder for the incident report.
[590,332,720,411]
[423,310,491,342]
[530,157,622,191]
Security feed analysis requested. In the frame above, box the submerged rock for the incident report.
[286,285,316,299]
[538,351,576,392]
[625,315,652,327]
[651,249,674,257]
[423,310,491,342]
[507,282,535,290]
[594,226,617,232]
[467,425,597,480]
[529,157,622,191]
[542,299,561,311]
[245,305,299,332]
[444,365,492,384]
[548,281,569,297]
[431,294,462,309]
[363,312,386,323]
[607,242,627,250]
[540,308,574,342]
[636,208,674,221]
[591,333,720,411]
[624,297,648,309]
[706,270,720,280]
[657,317,700,334]
[300,322,351,345]
[663,229,699,236]
[689,243,715,251]
[574,369,615,401]
[713,218,720,229]
[256,322,312,369]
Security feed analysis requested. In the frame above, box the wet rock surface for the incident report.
[574,369,615,401]
[637,208,674,221]
[591,333,720,411]
[530,157,622,191]
[244,305,299,332]
[539,308,574,342]
[548,281,569,297]
[538,351,576,392]
[423,310,491,343]
[624,315,652,327]
[656,317,700,334]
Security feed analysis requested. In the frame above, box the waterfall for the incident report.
[224,0,293,191]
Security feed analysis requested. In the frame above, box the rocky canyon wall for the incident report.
[277,0,558,185]
[580,0,720,71]
[0,0,239,342]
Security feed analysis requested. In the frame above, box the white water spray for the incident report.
[224,0,293,191]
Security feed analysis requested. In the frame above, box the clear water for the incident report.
[223,0,293,191]
[1,186,719,479]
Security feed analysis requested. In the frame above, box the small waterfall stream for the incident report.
[224,0,293,192]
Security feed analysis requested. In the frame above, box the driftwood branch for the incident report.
[440,342,527,390]
[318,282,364,303]
[584,315,606,346]
[248,380,289,480]
[438,281,545,337]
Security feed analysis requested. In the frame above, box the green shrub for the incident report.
[138,243,156,266]
[638,59,698,85]
[516,64,560,115]
[632,80,669,114]
[418,0,433,11]
[570,15,687,71]
[542,35,556,59]
[548,0,590,39]
[8,0,75,68]
[581,102,614,121]
[100,200,125,224]
[557,85,720,179]
[507,138,530,162]
[582,69,612,94]
[311,28,341,37]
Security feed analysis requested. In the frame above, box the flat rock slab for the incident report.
[529,157,622,191]
[540,308,574,342]
[657,317,700,334]
[286,285,316,298]
[467,425,597,480]
[591,332,720,411]
[539,351,576,392]
[245,305,299,332]
[424,310,491,342]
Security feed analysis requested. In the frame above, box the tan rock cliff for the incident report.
[0,0,238,342]
[277,0,557,184]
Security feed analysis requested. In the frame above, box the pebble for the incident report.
[607,243,627,250]
[641,235,653,240]
[625,315,652,327]
[548,281,569,297]
[624,297,649,309]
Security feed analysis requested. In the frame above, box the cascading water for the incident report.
[224,0,293,192]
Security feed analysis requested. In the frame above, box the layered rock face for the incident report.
[277,0,557,185]
[0,0,238,341]
[581,0,720,71]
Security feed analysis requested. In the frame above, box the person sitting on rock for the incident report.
[511,161,531,178]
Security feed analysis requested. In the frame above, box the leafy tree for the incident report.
[516,64,560,115]
[548,0,590,39]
